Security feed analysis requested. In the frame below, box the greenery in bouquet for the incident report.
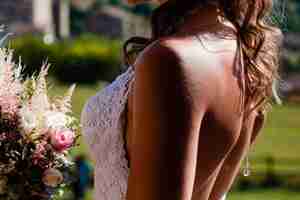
[0,31,80,200]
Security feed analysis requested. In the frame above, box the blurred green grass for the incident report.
[251,103,300,158]
[228,188,300,200]
[49,80,300,200]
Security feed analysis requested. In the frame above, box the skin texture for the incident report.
[123,2,266,200]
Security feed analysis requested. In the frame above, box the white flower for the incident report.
[19,106,37,134]
[55,153,74,166]
[44,111,67,129]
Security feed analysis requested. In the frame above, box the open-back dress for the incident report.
[81,65,227,200]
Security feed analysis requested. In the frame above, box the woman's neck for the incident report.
[176,4,223,35]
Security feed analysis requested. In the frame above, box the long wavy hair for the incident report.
[123,0,283,116]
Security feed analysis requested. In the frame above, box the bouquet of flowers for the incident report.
[0,32,79,199]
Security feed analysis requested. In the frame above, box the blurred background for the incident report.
[0,0,299,199]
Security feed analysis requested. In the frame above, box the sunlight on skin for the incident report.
[47,82,300,200]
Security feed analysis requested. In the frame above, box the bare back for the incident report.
[124,31,262,200]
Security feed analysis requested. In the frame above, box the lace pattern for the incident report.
[81,65,228,200]
[81,66,134,200]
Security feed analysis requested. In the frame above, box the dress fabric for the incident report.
[81,65,227,200]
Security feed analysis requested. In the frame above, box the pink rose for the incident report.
[50,129,75,152]
[32,142,47,165]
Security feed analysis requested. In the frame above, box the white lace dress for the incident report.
[80,65,227,200]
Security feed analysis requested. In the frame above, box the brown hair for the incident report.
[123,0,283,115]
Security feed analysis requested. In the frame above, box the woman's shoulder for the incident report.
[137,34,236,72]
[132,39,213,111]
[135,35,235,89]
[132,34,242,113]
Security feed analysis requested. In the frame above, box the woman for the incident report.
[81,0,282,199]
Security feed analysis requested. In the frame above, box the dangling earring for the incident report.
[242,154,251,177]
[242,141,252,177]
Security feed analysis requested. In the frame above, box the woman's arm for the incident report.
[208,110,266,200]
[127,38,243,200]
[126,41,206,200]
